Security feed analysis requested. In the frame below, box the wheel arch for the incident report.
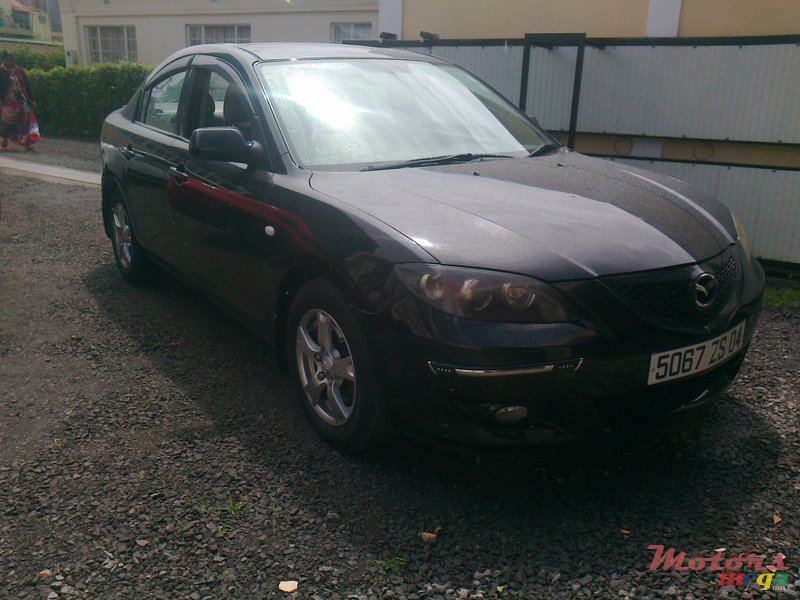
[273,260,353,370]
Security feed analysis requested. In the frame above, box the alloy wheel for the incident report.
[111,202,133,269]
[295,309,357,427]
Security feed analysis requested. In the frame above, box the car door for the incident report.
[167,56,277,323]
[123,57,191,267]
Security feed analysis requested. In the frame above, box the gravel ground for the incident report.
[0,144,798,599]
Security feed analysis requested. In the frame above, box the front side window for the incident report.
[258,59,547,170]
[185,68,254,141]
[142,71,187,135]
[86,25,137,63]
[187,24,251,46]
[331,23,372,43]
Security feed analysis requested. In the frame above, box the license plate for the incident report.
[647,321,746,385]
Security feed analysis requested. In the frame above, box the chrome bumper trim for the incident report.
[454,365,554,378]
[428,359,583,378]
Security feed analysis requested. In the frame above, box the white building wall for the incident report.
[60,0,378,65]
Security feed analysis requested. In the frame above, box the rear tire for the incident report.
[287,279,391,451]
[108,196,155,285]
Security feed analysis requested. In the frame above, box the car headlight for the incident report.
[394,264,575,323]
[732,213,752,258]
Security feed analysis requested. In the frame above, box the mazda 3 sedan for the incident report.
[101,43,764,450]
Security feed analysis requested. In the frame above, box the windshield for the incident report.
[257,58,551,170]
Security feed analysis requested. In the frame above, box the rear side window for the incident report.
[142,71,187,135]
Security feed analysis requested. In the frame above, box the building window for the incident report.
[186,25,250,46]
[48,0,62,33]
[331,23,372,44]
[86,26,137,63]
[12,9,32,30]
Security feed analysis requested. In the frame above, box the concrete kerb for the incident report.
[0,156,101,187]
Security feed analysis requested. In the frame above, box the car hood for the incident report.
[309,151,735,281]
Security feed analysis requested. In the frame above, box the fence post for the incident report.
[518,37,532,112]
[522,33,587,149]
[567,34,587,150]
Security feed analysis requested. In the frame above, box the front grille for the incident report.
[716,256,738,301]
[602,257,737,327]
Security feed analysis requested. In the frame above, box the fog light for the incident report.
[494,405,529,423]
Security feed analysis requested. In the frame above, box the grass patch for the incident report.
[225,498,246,518]
[366,556,408,574]
[765,286,800,310]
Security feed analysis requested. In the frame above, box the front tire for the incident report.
[109,197,154,285]
[287,279,391,451]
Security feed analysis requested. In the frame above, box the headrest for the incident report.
[223,86,250,126]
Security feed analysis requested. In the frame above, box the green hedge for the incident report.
[27,63,150,137]
[5,47,66,71]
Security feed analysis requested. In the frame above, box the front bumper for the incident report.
[357,252,765,447]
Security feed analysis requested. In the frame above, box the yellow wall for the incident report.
[679,0,800,36]
[32,11,52,41]
[401,0,649,40]
[401,0,800,40]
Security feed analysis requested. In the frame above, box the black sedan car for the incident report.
[101,43,764,450]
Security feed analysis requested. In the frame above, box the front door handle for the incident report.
[168,164,189,184]
[120,144,135,160]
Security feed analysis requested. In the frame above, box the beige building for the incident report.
[60,0,378,66]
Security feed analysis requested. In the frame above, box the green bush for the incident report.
[6,46,66,71]
[27,62,150,137]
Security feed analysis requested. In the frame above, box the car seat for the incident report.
[223,86,252,140]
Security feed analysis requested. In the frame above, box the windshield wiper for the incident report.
[528,142,562,157]
[361,153,512,172]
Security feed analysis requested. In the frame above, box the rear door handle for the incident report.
[120,144,135,160]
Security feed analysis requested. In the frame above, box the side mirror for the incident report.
[189,127,263,164]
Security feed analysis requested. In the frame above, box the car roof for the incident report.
[143,43,448,90]
[249,42,439,62]
[167,42,443,64]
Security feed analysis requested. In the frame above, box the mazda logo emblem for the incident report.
[694,273,718,308]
